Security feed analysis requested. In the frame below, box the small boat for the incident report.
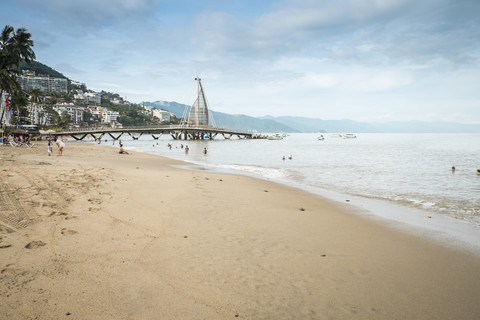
[329,134,343,138]
[268,134,283,140]
[318,135,325,140]
[343,133,357,139]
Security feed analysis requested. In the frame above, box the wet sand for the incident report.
[1,141,480,319]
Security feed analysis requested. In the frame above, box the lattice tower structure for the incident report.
[186,77,209,126]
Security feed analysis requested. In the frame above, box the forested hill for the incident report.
[18,60,68,79]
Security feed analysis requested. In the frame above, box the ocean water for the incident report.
[107,133,480,228]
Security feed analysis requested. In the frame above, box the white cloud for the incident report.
[355,72,412,92]
[2,0,479,123]
[300,73,338,89]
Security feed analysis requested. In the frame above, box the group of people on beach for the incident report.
[5,134,32,144]
[451,166,480,175]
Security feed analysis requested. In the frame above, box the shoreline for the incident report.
[121,141,480,257]
[1,141,480,319]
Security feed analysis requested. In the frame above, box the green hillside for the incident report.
[18,60,68,79]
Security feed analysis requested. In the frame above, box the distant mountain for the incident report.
[146,101,480,133]
[261,116,373,133]
[144,101,187,118]
[145,100,296,132]
[263,116,480,133]
[211,111,294,132]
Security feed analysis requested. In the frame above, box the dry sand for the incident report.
[1,141,480,320]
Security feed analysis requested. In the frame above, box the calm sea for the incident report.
[105,133,480,231]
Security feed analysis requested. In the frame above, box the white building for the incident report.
[74,91,101,104]
[87,106,120,124]
[71,80,85,87]
[18,71,68,93]
[102,110,120,123]
[27,104,51,125]
[54,104,85,124]
[152,109,171,122]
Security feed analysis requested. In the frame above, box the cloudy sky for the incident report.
[2,0,480,123]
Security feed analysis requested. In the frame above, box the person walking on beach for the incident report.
[185,145,189,154]
[47,141,52,156]
[56,138,65,156]
[203,147,207,155]
[451,166,456,173]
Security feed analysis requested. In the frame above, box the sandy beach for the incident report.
[1,141,480,320]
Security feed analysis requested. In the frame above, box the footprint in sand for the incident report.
[49,211,68,217]
[88,198,102,204]
[25,240,46,249]
[0,242,12,249]
[1,264,17,275]
[61,228,78,236]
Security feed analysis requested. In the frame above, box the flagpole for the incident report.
[0,91,5,128]
[0,92,5,141]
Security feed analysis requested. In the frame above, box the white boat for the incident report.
[318,134,325,140]
[268,134,283,140]
[343,133,357,139]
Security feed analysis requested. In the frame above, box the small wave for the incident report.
[217,164,288,181]
[403,198,436,208]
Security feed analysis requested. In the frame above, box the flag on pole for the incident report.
[5,97,11,109]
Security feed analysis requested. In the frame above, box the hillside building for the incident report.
[88,106,120,124]
[54,104,85,124]
[152,109,171,122]
[17,71,68,93]
[74,91,101,104]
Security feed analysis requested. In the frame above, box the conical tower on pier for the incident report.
[182,77,215,127]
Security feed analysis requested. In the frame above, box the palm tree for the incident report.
[0,25,36,125]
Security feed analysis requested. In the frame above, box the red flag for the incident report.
[5,98,11,109]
